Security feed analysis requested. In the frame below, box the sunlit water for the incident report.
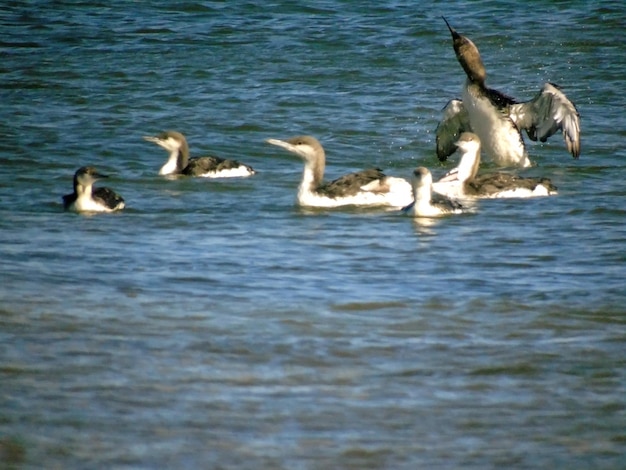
[1,1,625,468]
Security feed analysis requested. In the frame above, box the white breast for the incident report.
[159,158,179,175]
[463,85,531,167]
[71,195,118,213]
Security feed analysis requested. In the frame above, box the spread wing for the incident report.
[435,99,471,161]
[510,83,580,158]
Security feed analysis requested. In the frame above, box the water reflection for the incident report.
[410,215,440,236]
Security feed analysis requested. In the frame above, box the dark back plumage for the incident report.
[467,172,557,196]
[318,168,387,198]
[182,155,255,176]
[93,186,125,210]
[62,192,76,210]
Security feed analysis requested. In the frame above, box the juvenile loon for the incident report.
[143,131,255,177]
[403,167,465,218]
[265,135,412,208]
[433,132,557,199]
[436,18,580,168]
[63,166,125,213]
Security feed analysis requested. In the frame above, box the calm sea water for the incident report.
[1,1,625,468]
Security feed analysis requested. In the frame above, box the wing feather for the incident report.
[510,83,580,158]
[320,169,387,198]
[93,187,125,210]
[435,99,471,161]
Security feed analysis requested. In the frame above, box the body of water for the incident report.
[1,1,625,468]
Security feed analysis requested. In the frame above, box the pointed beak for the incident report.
[265,138,299,156]
[143,135,160,144]
[143,135,171,151]
[442,16,458,38]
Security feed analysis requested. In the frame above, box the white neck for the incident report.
[414,183,434,211]
[159,150,180,175]
[76,182,92,197]
[457,147,480,183]
[73,182,101,211]
[297,163,319,202]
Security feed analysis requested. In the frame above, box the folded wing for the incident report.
[320,169,388,198]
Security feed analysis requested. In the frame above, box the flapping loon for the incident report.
[436,18,580,168]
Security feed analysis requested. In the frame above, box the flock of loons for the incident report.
[63,20,580,218]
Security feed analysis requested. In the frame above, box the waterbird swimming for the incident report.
[62,166,125,213]
[143,130,255,177]
[435,18,580,168]
[433,132,558,199]
[265,135,413,208]
[403,167,465,218]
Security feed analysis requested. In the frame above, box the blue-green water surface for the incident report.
[1,1,625,468]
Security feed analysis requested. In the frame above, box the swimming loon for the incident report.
[433,132,557,199]
[436,18,580,168]
[403,167,465,217]
[265,135,412,208]
[63,166,125,212]
[143,131,255,177]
